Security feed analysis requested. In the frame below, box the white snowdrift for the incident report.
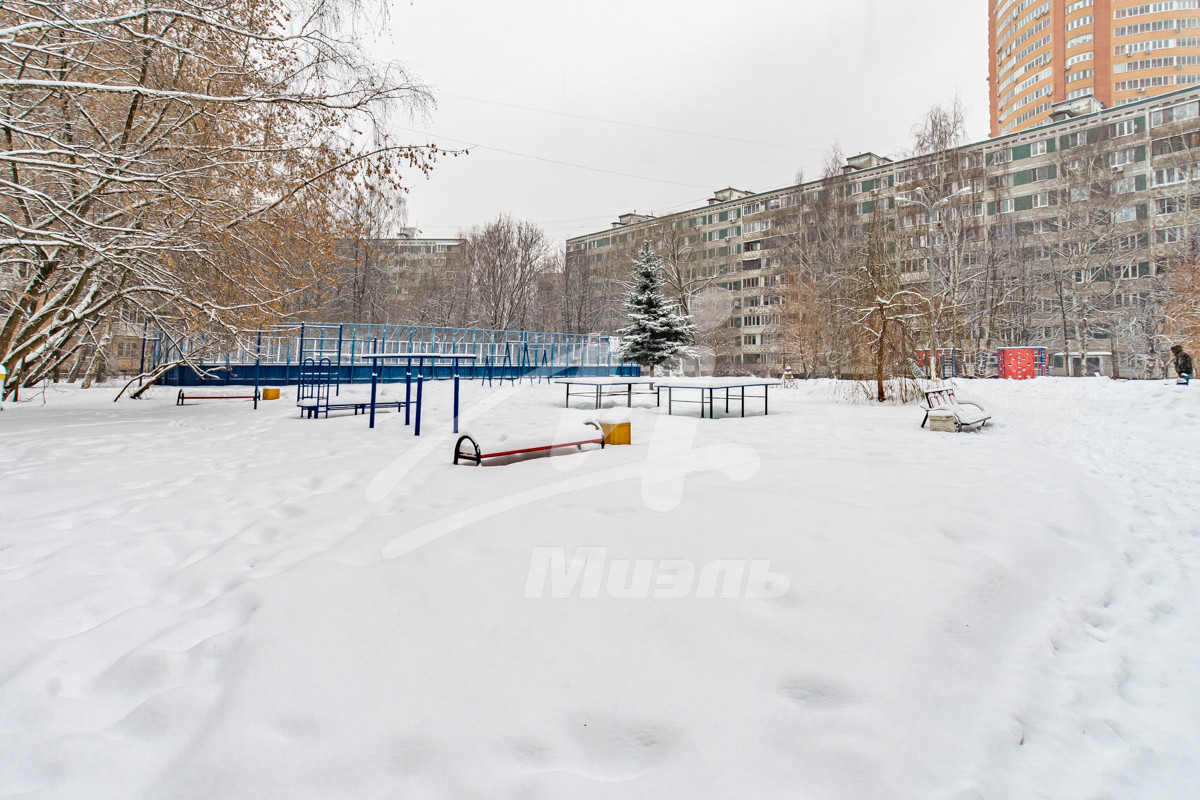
[1,377,1197,799]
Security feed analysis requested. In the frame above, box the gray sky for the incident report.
[375,0,990,244]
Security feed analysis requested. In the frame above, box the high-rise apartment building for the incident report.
[991,0,1200,135]
[568,88,1199,378]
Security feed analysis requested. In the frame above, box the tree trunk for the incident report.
[82,312,116,389]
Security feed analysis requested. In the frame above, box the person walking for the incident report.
[1171,344,1194,385]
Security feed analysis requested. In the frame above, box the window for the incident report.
[998,198,1016,214]
[1032,166,1051,181]
[1065,14,1093,31]
[1115,18,1200,39]
[1031,140,1048,156]
[1109,148,1137,166]
[1115,2,1200,20]
[1153,132,1200,155]
[1156,226,1185,244]
[1153,164,1200,186]
[1156,193,1200,214]
[1065,51,1094,68]
[1151,100,1200,127]
[1115,206,1138,223]
[1034,192,1050,208]
[993,148,1013,165]
[1112,119,1138,138]
[1071,187,1090,202]
[1114,177,1137,194]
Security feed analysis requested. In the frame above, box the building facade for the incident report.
[991,0,1200,136]
[567,88,1199,377]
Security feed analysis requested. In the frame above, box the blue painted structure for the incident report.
[152,324,639,387]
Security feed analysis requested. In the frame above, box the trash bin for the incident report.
[261,388,280,401]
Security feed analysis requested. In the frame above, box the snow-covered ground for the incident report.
[1,377,1198,799]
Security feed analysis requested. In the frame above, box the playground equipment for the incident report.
[148,324,639,388]
[557,377,657,409]
[653,377,782,419]
[914,348,964,379]
[997,347,1049,379]
[453,421,606,466]
[296,358,394,419]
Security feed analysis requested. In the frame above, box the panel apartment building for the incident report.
[992,0,1200,135]
[566,88,1199,376]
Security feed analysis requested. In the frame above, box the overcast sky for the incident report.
[372,0,991,244]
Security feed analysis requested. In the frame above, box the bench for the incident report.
[298,397,403,419]
[919,388,991,431]
[454,421,605,465]
[177,389,259,406]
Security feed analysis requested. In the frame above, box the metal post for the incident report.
[405,356,412,425]
[415,370,423,436]
[254,331,262,409]
[335,324,344,396]
[453,358,461,434]
[296,323,306,401]
[369,360,379,429]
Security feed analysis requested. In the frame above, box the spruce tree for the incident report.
[617,245,697,376]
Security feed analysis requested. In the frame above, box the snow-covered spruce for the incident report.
[617,245,698,376]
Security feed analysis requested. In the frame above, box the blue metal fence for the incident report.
[152,323,640,386]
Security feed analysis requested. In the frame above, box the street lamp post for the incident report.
[896,185,972,381]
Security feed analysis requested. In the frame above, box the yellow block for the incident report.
[599,422,631,445]
[261,387,280,401]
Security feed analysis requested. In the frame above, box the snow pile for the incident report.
[1,378,1197,798]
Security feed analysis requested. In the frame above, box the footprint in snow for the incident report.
[780,676,854,710]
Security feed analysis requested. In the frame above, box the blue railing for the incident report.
[151,323,640,386]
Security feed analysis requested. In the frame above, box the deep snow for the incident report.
[1,377,1198,799]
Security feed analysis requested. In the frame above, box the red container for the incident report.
[997,347,1048,379]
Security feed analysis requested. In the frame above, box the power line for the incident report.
[441,92,826,153]
[394,126,715,190]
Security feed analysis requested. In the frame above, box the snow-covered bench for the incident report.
[453,421,606,465]
[298,396,403,419]
[919,388,991,432]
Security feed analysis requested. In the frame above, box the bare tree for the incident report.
[1,0,451,397]
[326,182,408,324]
[462,216,553,330]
